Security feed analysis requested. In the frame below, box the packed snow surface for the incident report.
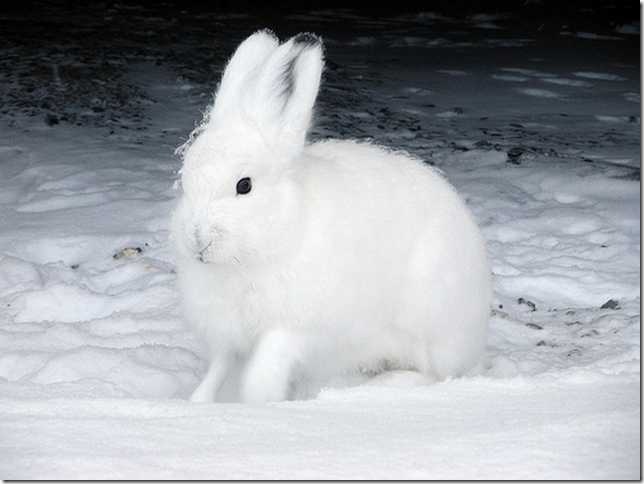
[0,4,640,480]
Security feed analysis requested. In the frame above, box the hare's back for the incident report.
[303,138,487,285]
[305,139,466,224]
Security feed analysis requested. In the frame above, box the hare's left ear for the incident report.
[246,34,324,156]
[212,30,279,118]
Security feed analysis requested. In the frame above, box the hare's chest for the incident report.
[213,263,327,339]
[230,273,296,333]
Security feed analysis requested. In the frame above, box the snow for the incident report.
[574,71,627,81]
[616,23,640,35]
[0,4,640,480]
[575,32,624,41]
[1,372,638,480]
[516,88,562,98]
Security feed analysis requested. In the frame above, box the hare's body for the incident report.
[172,31,490,403]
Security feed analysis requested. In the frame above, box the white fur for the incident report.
[171,30,491,403]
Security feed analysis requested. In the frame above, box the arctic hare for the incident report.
[172,30,491,403]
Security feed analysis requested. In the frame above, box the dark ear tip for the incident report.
[293,32,322,48]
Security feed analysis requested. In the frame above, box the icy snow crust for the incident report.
[0,4,640,480]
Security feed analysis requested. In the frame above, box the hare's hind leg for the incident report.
[402,238,489,381]
[417,297,488,380]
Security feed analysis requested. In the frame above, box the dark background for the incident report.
[1,1,639,134]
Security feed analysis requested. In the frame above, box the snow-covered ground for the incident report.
[0,4,640,479]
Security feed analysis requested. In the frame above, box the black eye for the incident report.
[236,177,252,195]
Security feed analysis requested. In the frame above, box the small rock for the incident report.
[474,140,492,149]
[113,246,143,260]
[518,297,537,311]
[44,113,59,126]
[600,299,619,310]
[526,322,543,330]
[507,146,525,164]
[581,329,600,338]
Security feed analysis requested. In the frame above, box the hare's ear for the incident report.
[212,30,279,118]
[248,33,324,156]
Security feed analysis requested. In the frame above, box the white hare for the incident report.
[172,30,491,403]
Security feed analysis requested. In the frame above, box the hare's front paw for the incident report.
[190,382,216,403]
[189,355,230,403]
[241,330,301,403]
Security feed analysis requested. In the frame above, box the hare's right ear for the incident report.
[211,30,279,118]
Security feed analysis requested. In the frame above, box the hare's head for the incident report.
[173,31,324,265]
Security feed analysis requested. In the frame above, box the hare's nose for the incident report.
[193,229,213,262]
[197,241,212,263]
